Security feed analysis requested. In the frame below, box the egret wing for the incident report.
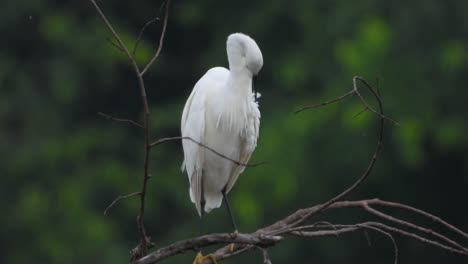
[225,100,260,193]
[181,79,207,215]
[224,140,252,194]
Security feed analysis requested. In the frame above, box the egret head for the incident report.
[226,33,263,76]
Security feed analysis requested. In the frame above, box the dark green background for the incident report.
[2,0,467,263]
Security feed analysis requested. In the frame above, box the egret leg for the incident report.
[222,190,238,252]
[193,184,217,264]
[199,197,206,236]
[222,190,238,231]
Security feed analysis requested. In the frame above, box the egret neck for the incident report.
[226,70,253,99]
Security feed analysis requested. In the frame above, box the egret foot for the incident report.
[193,251,217,264]
[229,230,239,252]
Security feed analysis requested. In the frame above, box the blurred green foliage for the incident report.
[1,0,467,263]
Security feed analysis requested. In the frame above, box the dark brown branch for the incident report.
[150,136,266,167]
[133,233,282,264]
[104,192,141,215]
[98,112,143,128]
[137,198,468,263]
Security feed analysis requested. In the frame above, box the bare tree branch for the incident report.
[91,0,172,259]
[133,233,282,264]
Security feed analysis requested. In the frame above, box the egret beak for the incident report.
[252,75,258,102]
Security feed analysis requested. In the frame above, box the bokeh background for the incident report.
[2,0,467,263]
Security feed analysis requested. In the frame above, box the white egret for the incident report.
[181,32,263,252]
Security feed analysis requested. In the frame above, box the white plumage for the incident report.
[181,33,263,216]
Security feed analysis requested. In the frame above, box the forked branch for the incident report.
[91,0,172,260]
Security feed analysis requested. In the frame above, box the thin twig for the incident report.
[132,0,168,56]
[104,192,141,215]
[353,77,399,125]
[106,37,126,53]
[370,199,468,240]
[294,90,355,114]
[358,223,399,264]
[98,112,143,128]
[150,136,266,167]
[352,106,370,119]
[90,0,137,67]
[292,223,399,264]
[366,222,467,255]
[132,18,158,56]
[295,78,399,126]
[141,0,171,76]
[363,203,467,253]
